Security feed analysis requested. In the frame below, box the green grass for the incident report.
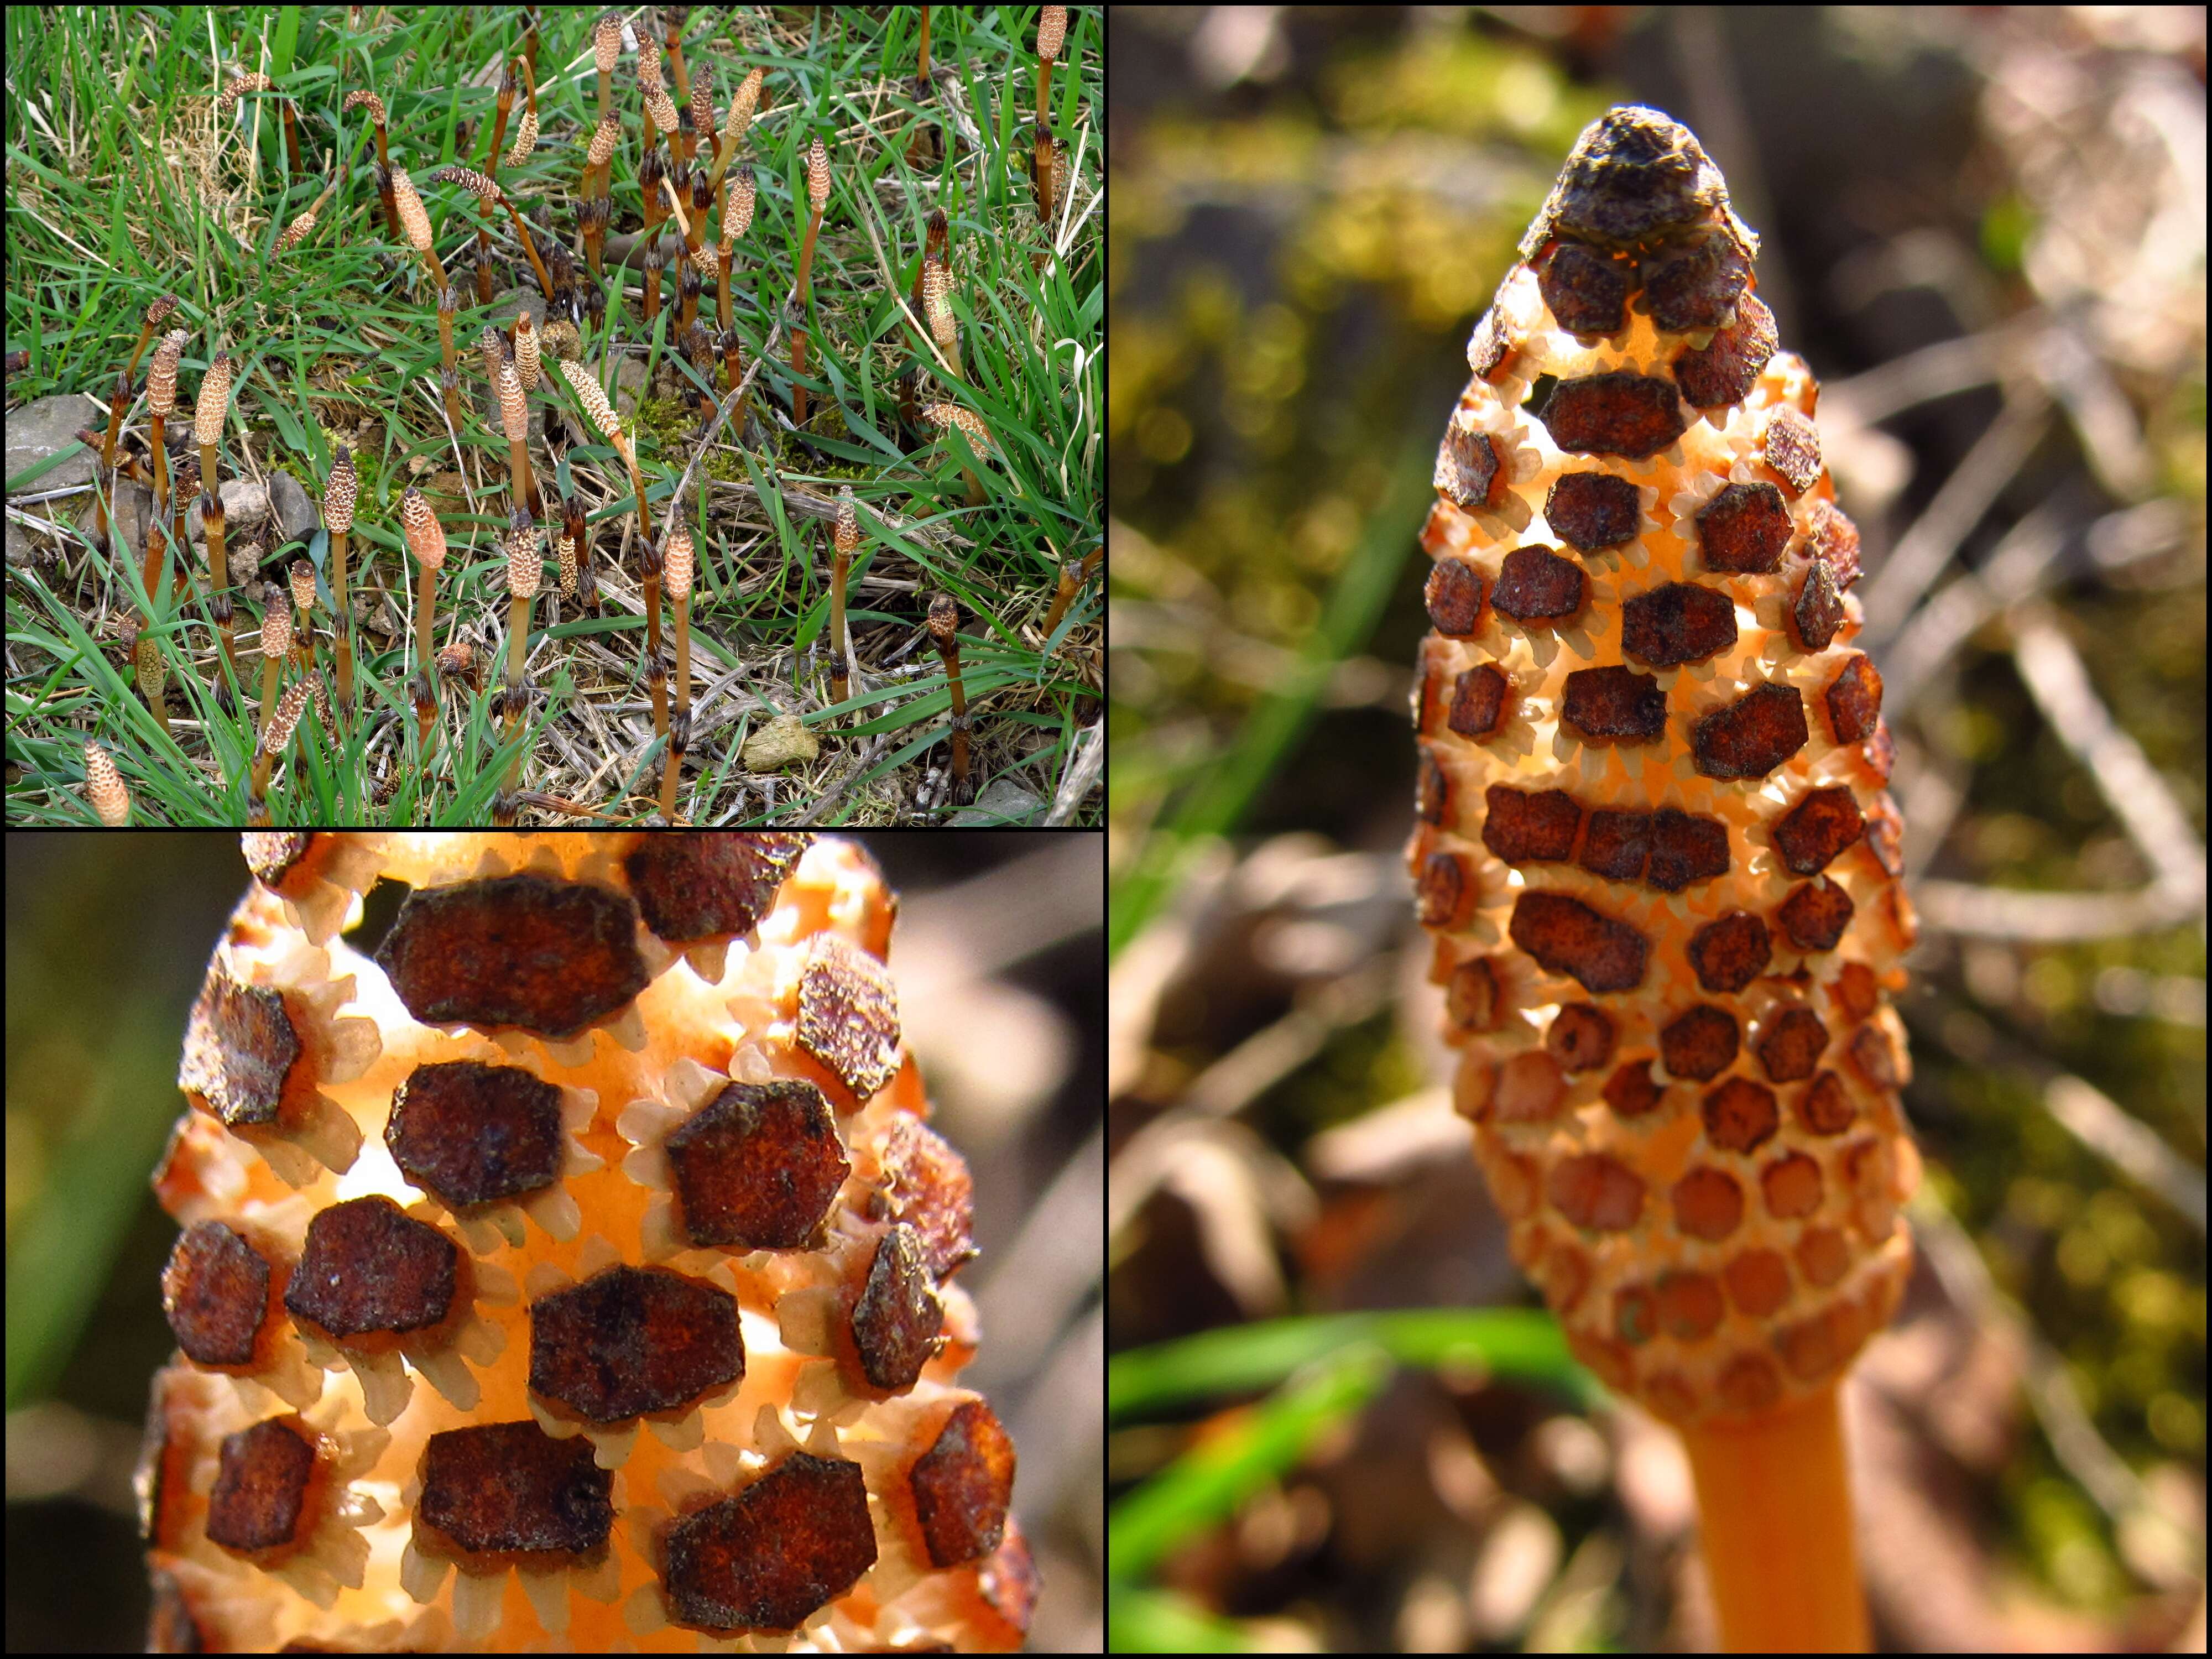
[5,5,1100,825]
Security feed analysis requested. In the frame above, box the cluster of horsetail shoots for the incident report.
[927,592,971,803]
[792,135,830,429]
[195,352,236,676]
[661,525,694,822]
[323,445,357,713]
[400,486,446,763]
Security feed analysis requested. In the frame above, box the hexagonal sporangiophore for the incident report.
[374,872,651,1040]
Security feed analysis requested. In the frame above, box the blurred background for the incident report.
[1108,6,2204,1652]
[6,832,1103,1653]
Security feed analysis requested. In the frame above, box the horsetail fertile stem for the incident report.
[829,487,855,711]
[324,445,357,713]
[248,680,310,825]
[922,401,991,506]
[1041,542,1103,640]
[215,73,302,179]
[134,627,169,738]
[660,526,693,822]
[495,357,540,523]
[664,6,692,108]
[927,593,971,804]
[341,91,399,241]
[391,166,448,293]
[592,12,619,125]
[271,176,337,255]
[104,296,178,560]
[431,164,554,303]
[142,330,185,603]
[195,352,236,676]
[84,740,129,826]
[923,252,959,382]
[289,557,315,674]
[472,64,517,306]
[1034,6,1066,222]
[400,486,446,765]
[640,146,667,328]
[562,494,597,616]
[718,166,755,334]
[791,136,829,429]
[583,115,618,279]
[496,515,540,825]
[557,358,663,751]
[257,592,291,747]
[708,65,763,197]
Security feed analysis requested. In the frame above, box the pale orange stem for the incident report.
[1680,1383,1869,1653]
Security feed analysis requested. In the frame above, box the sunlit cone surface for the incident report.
[1409,107,1917,1427]
[85,740,129,825]
[644,85,681,139]
[1037,6,1066,64]
[290,560,316,614]
[262,599,292,660]
[141,834,1034,1651]
[593,14,621,75]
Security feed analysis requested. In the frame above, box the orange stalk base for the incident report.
[1680,1382,1869,1653]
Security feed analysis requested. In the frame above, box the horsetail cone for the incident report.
[140,834,1034,1652]
[1410,107,1917,1430]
